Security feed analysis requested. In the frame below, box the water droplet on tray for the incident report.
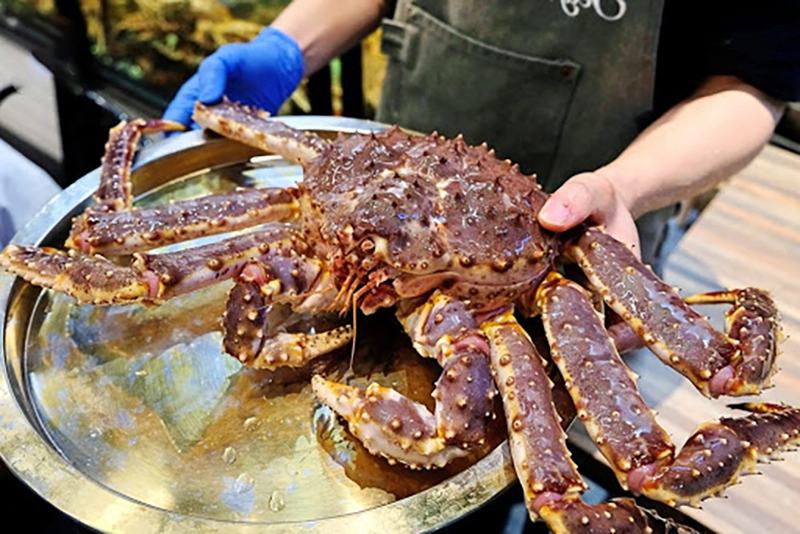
[243,416,259,432]
[269,490,285,512]
[222,446,237,464]
[234,473,254,494]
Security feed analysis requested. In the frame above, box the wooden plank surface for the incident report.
[623,143,800,533]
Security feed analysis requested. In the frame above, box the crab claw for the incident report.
[221,239,354,369]
[683,288,781,396]
[570,227,782,398]
[311,295,498,469]
[311,376,468,469]
[640,403,800,507]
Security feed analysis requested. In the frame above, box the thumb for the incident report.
[538,174,602,231]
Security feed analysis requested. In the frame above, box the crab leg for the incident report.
[135,228,309,301]
[479,309,690,532]
[606,288,779,367]
[537,273,800,517]
[396,292,497,446]
[570,227,780,397]
[540,497,698,533]
[93,118,185,213]
[641,402,800,508]
[311,293,497,469]
[0,229,296,305]
[537,273,675,492]
[311,376,470,469]
[67,188,299,255]
[480,310,585,515]
[66,105,300,255]
[223,252,352,369]
[0,244,153,306]
[193,99,329,165]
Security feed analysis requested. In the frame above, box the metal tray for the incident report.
[0,117,531,533]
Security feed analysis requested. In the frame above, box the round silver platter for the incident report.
[0,117,528,533]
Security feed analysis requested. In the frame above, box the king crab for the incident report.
[2,99,799,533]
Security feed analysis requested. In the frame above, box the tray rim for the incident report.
[0,117,520,533]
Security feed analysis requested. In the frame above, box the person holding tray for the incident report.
[164,0,800,271]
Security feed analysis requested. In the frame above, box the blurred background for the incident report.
[0,0,387,186]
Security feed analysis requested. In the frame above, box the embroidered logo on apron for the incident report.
[557,0,627,21]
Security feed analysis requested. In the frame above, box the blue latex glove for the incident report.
[163,27,304,127]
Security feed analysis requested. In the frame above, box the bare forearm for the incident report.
[271,0,390,75]
[601,76,786,218]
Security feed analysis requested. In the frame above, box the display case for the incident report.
[1,0,289,109]
[79,0,286,104]
[0,0,57,25]
[1,0,383,113]
[0,0,381,186]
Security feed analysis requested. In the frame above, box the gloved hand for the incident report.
[163,27,304,127]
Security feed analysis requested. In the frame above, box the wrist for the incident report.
[594,164,643,219]
[257,26,305,90]
[269,16,318,75]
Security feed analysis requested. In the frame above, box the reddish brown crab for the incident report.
[2,100,799,533]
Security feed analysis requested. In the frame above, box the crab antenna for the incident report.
[349,291,358,372]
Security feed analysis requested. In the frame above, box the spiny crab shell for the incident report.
[297,126,558,312]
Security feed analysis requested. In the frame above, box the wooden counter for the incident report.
[574,143,800,533]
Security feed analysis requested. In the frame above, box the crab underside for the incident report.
[2,99,799,534]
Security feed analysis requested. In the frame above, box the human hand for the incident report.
[163,27,304,127]
[537,171,641,258]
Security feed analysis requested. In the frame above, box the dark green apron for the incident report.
[376,0,670,269]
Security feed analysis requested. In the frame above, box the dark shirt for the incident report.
[656,0,800,113]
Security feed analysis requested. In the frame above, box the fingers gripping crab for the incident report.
[2,99,799,533]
